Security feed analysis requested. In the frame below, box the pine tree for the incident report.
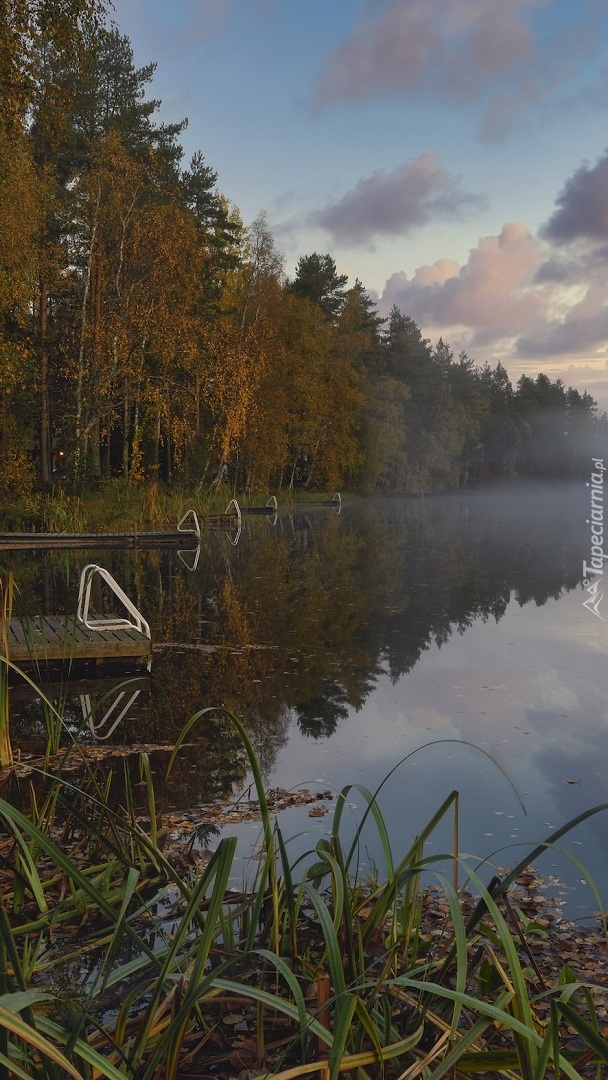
[290,253,348,322]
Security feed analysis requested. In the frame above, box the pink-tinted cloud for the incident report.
[381,223,545,338]
[543,148,608,244]
[311,155,484,244]
[378,222,608,392]
[517,287,608,357]
[313,0,602,138]
[315,0,533,103]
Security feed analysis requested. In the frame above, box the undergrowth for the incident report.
[0,695,607,1077]
[0,481,328,533]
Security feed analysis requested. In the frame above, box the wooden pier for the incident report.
[5,615,152,668]
[0,517,236,551]
[0,532,199,550]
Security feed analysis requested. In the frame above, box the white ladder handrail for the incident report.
[266,495,278,510]
[77,564,151,638]
[80,689,141,740]
[225,497,241,521]
[177,509,201,539]
[177,545,200,571]
[225,498,241,544]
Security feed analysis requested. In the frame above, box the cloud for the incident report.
[311,155,484,245]
[365,144,608,403]
[111,0,271,53]
[521,153,608,358]
[315,0,533,104]
[542,149,608,244]
[313,0,603,138]
[533,257,581,284]
[377,221,608,402]
[517,287,608,357]
[380,222,545,339]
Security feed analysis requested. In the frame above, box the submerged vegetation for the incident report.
[0,674,607,1077]
[1,3,607,506]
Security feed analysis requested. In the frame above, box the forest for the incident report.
[1,0,606,502]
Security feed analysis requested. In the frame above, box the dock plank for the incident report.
[5,615,151,666]
[0,523,235,550]
[39,616,66,645]
[9,618,30,646]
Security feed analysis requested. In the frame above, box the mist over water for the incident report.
[5,482,606,915]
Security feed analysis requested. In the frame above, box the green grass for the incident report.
[0,702,606,1078]
[0,480,343,533]
[0,575,13,767]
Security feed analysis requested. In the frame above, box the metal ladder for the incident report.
[77,563,151,636]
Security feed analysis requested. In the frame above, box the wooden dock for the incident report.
[0,532,195,551]
[0,515,238,550]
[5,616,152,667]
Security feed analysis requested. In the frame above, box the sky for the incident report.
[110,0,608,408]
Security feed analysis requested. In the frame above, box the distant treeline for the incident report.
[1,3,605,498]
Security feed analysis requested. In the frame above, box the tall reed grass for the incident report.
[0,575,13,767]
[0,702,606,1078]
[0,479,287,534]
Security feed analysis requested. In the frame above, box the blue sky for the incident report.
[111,0,608,406]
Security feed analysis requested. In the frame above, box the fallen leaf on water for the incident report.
[223,1013,243,1025]
[229,1048,255,1070]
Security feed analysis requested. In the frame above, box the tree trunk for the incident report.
[166,406,172,483]
[89,247,102,480]
[75,191,100,479]
[288,458,297,491]
[39,280,52,485]
[0,389,6,466]
[304,426,324,487]
[90,418,101,477]
[100,417,110,477]
[131,397,140,479]
[151,406,161,470]
[122,386,130,480]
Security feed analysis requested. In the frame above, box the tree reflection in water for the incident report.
[5,485,587,820]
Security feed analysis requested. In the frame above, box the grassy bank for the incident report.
[0,481,344,534]
[0,694,607,1078]
[0,480,234,533]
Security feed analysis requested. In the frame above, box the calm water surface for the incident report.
[3,484,607,916]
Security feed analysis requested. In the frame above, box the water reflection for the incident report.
[4,484,604,901]
[4,487,587,761]
[81,684,144,740]
[7,673,248,818]
[176,544,200,571]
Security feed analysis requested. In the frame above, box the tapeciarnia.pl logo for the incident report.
[582,457,606,620]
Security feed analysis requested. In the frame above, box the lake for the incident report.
[3,483,607,918]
